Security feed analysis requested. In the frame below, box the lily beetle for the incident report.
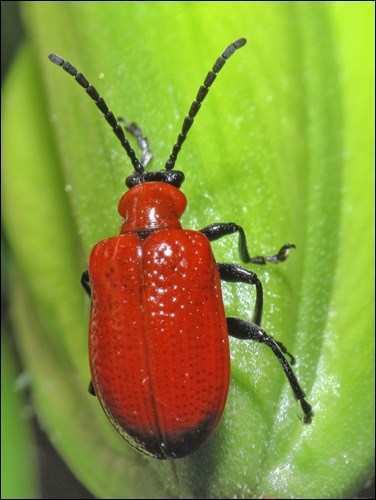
[49,38,312,460]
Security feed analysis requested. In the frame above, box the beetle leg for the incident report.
[218,262,263,326]
[218,262,295,363]
[200,222,295,264]
[81,270,91,297]
[88,380,96,396]
[81,271,95,396]
[227,316,312,424]
[118,117,153,168]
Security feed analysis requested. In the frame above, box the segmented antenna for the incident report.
[165,38,247,171]
[48,54,144,174]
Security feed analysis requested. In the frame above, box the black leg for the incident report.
[81,270,91,297]
[88,380,96,396]
[227,317,312,424]
[218,262,263,326]
[118,117,153,168]
[218,263,295,363]
[200,222,295,264]
[81,271,95,396]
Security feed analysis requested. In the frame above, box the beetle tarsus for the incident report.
[118,117,153,168]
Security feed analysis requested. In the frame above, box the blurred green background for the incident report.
[2,3,97,499]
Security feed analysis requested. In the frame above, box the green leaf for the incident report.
[1,336,37,499]
[2,2,374,498]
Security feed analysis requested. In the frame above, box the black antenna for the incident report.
[165,38,247,171]
[48,54,144,174]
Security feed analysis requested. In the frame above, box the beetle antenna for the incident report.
[165,38,247,171]
[48,54,144,174]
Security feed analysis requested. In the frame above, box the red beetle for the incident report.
[49,39,312,459]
